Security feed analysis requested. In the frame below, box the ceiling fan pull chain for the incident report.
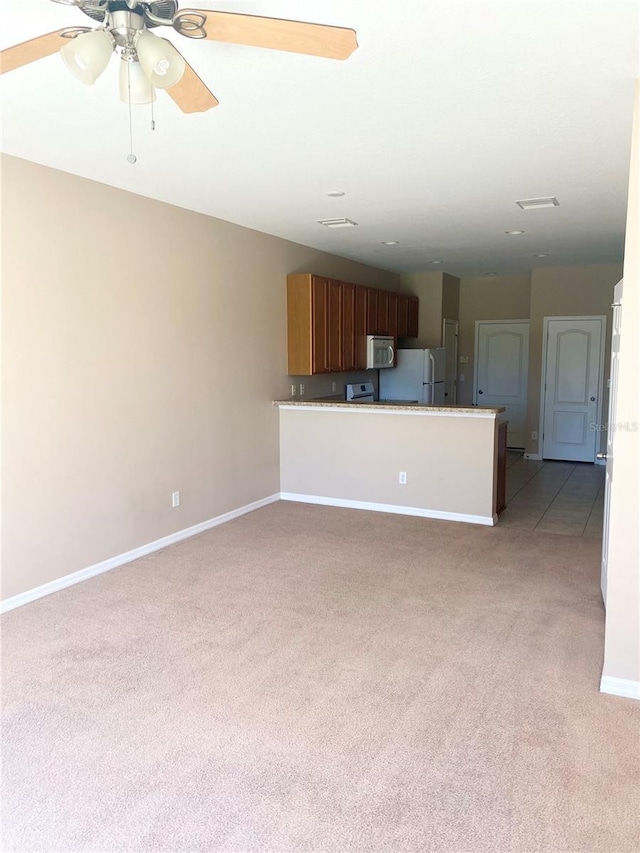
[150,95,156,132]
[126,60,137,164]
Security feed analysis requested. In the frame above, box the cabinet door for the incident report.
[377,291,389,335]
[342,282,357,371]
[397,295,409,337]
[366,288,379,334]
[327,279,343,371]
[388,292,399,338]
[311,276,329,373]
[355,285,368,369]
[407,296,419,338]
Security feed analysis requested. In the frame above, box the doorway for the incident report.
[442,318,458,404]
[540,316,606,462]
[474,320,529,448]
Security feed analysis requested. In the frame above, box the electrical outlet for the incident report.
[398,471,407,485]
[299,383,305,396]
[459,373,465,383]
[531,431,538,441]
[291,384,297,397]
[459,355,469,364]
[172,491,180,508]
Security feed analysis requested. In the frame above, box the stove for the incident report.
[345,382,375,402]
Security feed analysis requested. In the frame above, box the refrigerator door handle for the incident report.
[429,351,436,383]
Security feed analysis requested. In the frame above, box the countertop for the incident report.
[274,399,505,415]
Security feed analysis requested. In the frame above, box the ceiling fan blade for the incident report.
[177,10,358,60]
[0,30,67,75]
[166,58,219,113]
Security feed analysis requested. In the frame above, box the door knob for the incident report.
[478,390,483,395]
[590,396,596,402]
[596,452,608,461]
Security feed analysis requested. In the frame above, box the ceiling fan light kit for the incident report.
[135,30,185,89]
[118,56,156,104]
[60,27,114,84]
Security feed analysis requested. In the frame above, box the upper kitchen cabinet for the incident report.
[287,274,419,375]
[397,294,419,338]
[342,282,368,371]
[366,288,379,334]
[326,279,343,372]
[288,274,342,375]
[388,292,399,338]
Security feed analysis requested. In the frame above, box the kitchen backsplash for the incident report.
[286,370,377,401]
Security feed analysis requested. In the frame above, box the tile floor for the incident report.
[499,452,605,537]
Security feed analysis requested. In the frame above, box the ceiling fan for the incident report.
[0,1,359,113]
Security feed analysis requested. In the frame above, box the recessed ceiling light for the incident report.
[382,240,399,245]
[431,260,443,264]
[505,229,525,235]
[516,197,559,210]
[317,218,357,229]
[534,253,549,257]
[326,191,345,197]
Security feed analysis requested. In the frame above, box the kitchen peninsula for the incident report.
[276,400,507,525]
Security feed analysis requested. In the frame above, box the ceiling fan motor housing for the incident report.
[75,0,178,28]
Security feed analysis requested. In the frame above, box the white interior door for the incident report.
[442,319,458,403]
[542,317,605,462]
[475,321,529,448]
[601,284,622,606]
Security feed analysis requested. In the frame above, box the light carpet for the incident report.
[2,501,639,852]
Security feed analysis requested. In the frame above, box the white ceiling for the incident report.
[1,0,638,275]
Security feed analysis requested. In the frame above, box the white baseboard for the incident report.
[0,494,280,614]
[280,492,496,526]
[523,452,543,461]
[600,676,640,701]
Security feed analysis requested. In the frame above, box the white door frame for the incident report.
[601,282,622,606]
[538,315,607,463]
[473,319,530,405]
[442,318,459,404]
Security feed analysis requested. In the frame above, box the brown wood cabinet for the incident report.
[406,296,419,338]
[354,285,368,369]
[327,279,343,371]
[287,274,419,375]
[366,288,379,334]
[288,274,339,375]
[388,292,399,338]
[377,290,389,335]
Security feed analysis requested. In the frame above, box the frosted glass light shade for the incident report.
[119,59,156,104]
[136,31,185,89]
[61,29,113,85]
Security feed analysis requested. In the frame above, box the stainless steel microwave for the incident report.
[366,335,395,369]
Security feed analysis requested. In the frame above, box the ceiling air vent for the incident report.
[516,197,559,210]
[317,218,358,228]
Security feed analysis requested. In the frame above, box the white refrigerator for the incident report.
[379,348,447,404]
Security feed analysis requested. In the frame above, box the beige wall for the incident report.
[441,273,460,324]
[0,155,399,601]
[457,275,532,406]
[280,407,498,521]
[400,271,444,348]
[524,264,623,455]
[602,81,640,688]
[400,271,460,349]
